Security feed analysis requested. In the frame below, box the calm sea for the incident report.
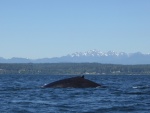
[0,75,150,113]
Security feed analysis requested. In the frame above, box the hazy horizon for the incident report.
[0,0,150,59]
[0,50,150,59]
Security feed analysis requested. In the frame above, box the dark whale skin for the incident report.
[42,76,101,88]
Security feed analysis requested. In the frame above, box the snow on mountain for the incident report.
[0,50,150,64]
[65,50,150,64]
[68,50,128,57]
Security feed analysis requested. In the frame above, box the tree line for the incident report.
[0,63,150,75]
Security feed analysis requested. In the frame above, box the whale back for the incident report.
[43,76,101,88]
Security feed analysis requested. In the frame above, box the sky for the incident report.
[0,0,150,59]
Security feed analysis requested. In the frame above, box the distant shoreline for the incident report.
[0,63,150,75]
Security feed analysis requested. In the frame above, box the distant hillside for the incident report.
[1,50,150,64]
[0,63,150,75]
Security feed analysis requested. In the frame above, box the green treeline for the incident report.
[0,63,150,75]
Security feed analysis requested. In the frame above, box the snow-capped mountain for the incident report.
[68,50,128,57]
[64,50,150,64]
[0,50,150,64]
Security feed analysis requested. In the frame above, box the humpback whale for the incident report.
[42,75,102,88]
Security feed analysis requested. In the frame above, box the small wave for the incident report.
[0,87,36,92]
[125,92,146,95]
[132,85,150,89]
[90,105,137,113]
[11,100,51,105]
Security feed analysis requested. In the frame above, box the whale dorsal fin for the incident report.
[81,75,84,79]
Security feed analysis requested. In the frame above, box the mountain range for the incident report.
[1,50,150,64]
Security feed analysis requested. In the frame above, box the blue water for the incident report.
[0,75,150,113]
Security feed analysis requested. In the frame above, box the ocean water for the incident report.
[0,75,150,113]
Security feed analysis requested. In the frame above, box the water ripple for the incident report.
[0,75,150,113]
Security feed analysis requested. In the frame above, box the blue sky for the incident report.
[0,0,150,59]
